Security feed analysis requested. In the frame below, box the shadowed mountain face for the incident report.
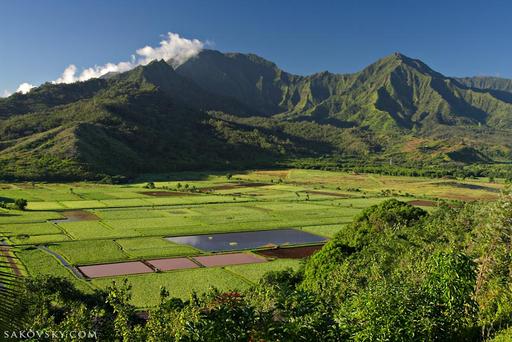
[176,49,300,115]
[177,51,512,129]
[1,51,512,179]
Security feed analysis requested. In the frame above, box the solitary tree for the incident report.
[14,198,27,211]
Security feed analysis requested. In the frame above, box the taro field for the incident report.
[0,169,505,307]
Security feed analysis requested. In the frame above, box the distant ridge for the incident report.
[1,51,512,179]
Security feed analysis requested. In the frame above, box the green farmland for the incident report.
[0,169,505,307]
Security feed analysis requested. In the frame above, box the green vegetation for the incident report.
[16,247,92,292]
[14,198,27,210]
[10,233,70,245]
[91,268,251,308]
[1,222,62,235]
[49,240,128,265]
[2,52,512,180]
[1,169,511,340]
[299,224,346,238]
[2,36,512,340]
[225,258,302,283]
[0,197,28,210]
[115,237,199,259]
[57,221,125,240]
[457,76,512,94]
[11,193,512,340]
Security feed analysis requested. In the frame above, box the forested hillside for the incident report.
[2,51,512,180]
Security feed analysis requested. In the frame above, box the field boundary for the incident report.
[0,241,22,276]
[37,246,85,279]
[75,253,269,279]
[221,267,257,285]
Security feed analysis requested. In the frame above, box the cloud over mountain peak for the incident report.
[2,32,205,96]
[54,32,205,84]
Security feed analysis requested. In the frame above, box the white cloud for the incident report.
[136,32,204,67]
[54,65,78,84]
[8,32,206,92]
[1,83,34,97]
[53,32,204,84]
[78,61,134,81]
[16,82,35,94]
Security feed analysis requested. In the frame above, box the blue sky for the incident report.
[1,0,511,95]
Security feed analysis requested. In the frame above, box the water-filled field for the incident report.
[166,229,328,252]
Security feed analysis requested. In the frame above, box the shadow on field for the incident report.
[133,169,281,182]
[431,181,500,192]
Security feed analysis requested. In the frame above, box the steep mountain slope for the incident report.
[179,51,512,131]
[176,49,299,115]
[332,53,512,130]
[1,51,512,180]
[175,49,348,117]
[0,79,107,119]
[0,60,356,179]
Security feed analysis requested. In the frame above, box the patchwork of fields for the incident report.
[0,169,504,307]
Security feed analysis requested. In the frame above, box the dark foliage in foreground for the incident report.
[10,196,512,341]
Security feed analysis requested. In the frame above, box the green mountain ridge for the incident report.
[1,51,512,180]
[177,51,512,130]
[456,76,512,94]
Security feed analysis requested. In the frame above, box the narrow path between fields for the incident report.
[37,246,85,279]
[0,241,22,276]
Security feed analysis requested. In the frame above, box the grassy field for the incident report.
[16,247,92,293]
[0,169,504,307]
[225,258,302,283]
[91,267,252,308]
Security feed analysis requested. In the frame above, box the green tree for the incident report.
[14,198,27,211]
[336,252,477,341]
[144,182,155,189]
[420,252,478,340]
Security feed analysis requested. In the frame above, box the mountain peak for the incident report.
[113,59,176,85]
[372,52,443,78]
[381,52,417,65]
[2,48,512,180]
[392,51,407,59]
[141,59,175,73]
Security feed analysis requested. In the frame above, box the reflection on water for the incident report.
[166,229,327,252]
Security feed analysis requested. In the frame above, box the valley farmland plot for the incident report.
[0,169,504,307]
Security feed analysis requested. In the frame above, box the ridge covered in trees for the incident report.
[2,52,512,180]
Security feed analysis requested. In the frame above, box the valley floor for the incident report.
[0,169,505,307]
